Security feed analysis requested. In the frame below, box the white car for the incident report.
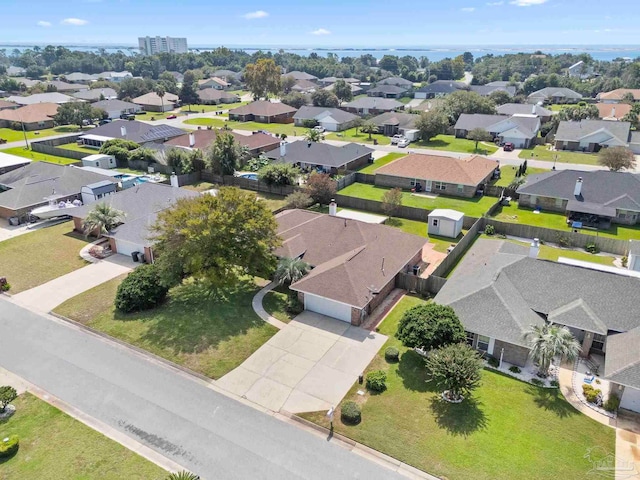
[390,134,404,144]
[312,126,325,133]
[397,137,410,148]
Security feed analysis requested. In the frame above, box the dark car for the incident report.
[98,119,112,125]
[503,142,514,152]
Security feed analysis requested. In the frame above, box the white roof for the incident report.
[79,134,113,142]
[428,209,464,221]
[0,152,31,169]
[82,154,112,161]
[74,166,123,177]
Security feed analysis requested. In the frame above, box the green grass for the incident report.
[326,127,391,145]
[180,102,249,113]
[358,153,407,174]
[518,145,599,166]
[0,125,81,143]
[491,203,640,240]
[262,287,295,323]
[57,143,98,154]
[385,217,465,253]
[413,134,499,155]
[53,276,278,379]
[0,146,80,165]
[0,393,166,479]
[183,117,228,128]
[181,183,286,211]
[300,295,615,480]
[398,97,413,104]
[493,165,548,187]
[548,104,570,112]
[340,183,497,217]
[0,221,89,293]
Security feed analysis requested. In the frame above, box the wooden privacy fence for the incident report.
[430,216,486,278]
[31,135,86,161]
[336,172,357,190]
[396,273,447,295]
[354,172,376,184]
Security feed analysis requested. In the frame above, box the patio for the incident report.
[571,355,617,419]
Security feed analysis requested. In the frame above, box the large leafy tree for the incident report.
[466,127,493,152]
[396,303,466,351]
[305,172,336,206]
[381,187,402,217]
[598,147,636,172]
[281,92,308,109]
[244,59,281,99]
[333,79,353,103]
[53,101,96,128]
[426,343,483,402]
[151,188,280,289]
[82,203,125,236]
[442,90,496,124]
[258,163,300,186]
[311,90,340,108]
[415,110,449,141]
[205,132,241,175]
[179,70,199,111]
[523,323,581,377]
[274,257,311,287]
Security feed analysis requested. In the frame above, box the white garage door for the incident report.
[115,239,145,257]
[621,386,640,413]
[304,293,352,323]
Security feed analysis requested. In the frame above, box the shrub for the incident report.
[114,264,169,313]
[604,394,620,413]
[0,386,17,412]
[549,380,559,388]
[259,163,300,186]
[366,370,387,392]
[284,191,314,209]
[622,256,628,268]
[0,435,19,458]
[340,401,361,425]
[585,242,600,254]
[530,378,544,386]
[556,234,570,248]
[0,277,9,292]
[384,347,400,363]
[487,356,499,368]
[509,366,521,374]
[484,224,495,236]
[582,384,602,403]
[396,303,465,351]
[285,295,304,314]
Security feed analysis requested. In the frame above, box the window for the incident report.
[591,334,606,352]
[477,335,490,352]
[465,331,475,347]
[432,219,438,227]
[410,178,417,187]
[457,184,464,193]
[434,182,446,190]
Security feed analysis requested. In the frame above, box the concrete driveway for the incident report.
[217,311,387,413]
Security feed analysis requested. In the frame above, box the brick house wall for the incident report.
[343,154,372,172]
[517,194,568,214]
[375,173,480,199]
[108,237,117,253]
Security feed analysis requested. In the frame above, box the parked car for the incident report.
[120,114,135,120]
[503,142,514,152]
[390,134,404,145]
[313,126,325,133]
[397,137,410,148]
[98,119,112,125]
[166,114,177,119]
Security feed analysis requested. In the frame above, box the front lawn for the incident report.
[413,134,498,155]
[358,153,406,174]
[493,165,548,187]
[180,102,249,113]
[0,125,81,143]
[0,393,166,479]
[0,146,80,165]
[518,145,600,166]
[0,221,88,293]
[262,287,295,324]
[183,117,229,128]
[326,127,391,145]
[300,295,615,480]
[339,183,497,217]
[53,275,278,379]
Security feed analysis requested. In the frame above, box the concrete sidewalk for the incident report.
[12,254,133,313]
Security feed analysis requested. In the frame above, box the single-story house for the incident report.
[374,153,498,198]
[318,77,360,86]
[516,169,640,227]
[291,79,318,93]
[64,72,99,84]
[78,119,185,148]
[166,71,184,83]
[72,88,118,102]
[0,161,118,221]
[378,77,414,88]
[0,102,59,131]
[275,208,425,324]
[414,81,466,99]
[469,85,517,97]
[567,60,596,79]
[44,80,89,93]
[367,84,408,99]
[265,140,373,174]
[527,87,583,105]
[554,120,636,153]
[0,152,30,175]
[454,113,540,149]
[96,71,133,83]
[436,237,640,413]
[595,103,632,121]
[7,66,26,77]
[293,106,359,132]
[497,103,553,123]
[596,89,640,104]
[628,241,640,272]
[369,111,420,140]
[228,101,297,124]
[211,70,241,82]
[132,92,179,112]
[82,154,117,169]
[281,71,318,82]
[5,92,78,105]
[91,99,142,120]
[0,100,18,111]
[428,209,464,238]
[340,97,404,116]
[196,89,239,105]
[197,77,229,90]
[323,82,363,95]
[71,181,199,261]
[165,129,280,155]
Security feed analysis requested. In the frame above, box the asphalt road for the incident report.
[0,298,403,480]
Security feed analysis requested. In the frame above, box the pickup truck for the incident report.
[390,134,404,144]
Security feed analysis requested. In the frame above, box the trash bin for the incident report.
[412,265,421,275]
[8,217,19,226]
[131,251,140,262]
[138,253,145,263]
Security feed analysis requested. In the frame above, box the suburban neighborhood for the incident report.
[1,8,640,480]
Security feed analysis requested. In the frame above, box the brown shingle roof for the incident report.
[597,89,640,102]
[595,102,632,120]
[165,129,280,152]
[0,102,59,124]
[229,100,297,117]
[375,153,498,186]
[132,92,179,107]
[0,100,17,110]
[275,210,425,308]
[196,89,238,103]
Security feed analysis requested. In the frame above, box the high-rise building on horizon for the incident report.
[138,36,188,55]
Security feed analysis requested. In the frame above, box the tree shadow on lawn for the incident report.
[396,349,432,393]
[524,384,578,419]
[429,395,488,437]
[115,278,266,355]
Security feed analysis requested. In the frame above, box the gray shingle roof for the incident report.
[341,97,403,111]
[604,328,640,389]
[517,169,640,212]
[415,81,466,94]
[528,87,582,100]
[455,113,510,130]
[368,85,408,95]
[370,112,419,130]
[265,140,372,168]
[197,89,239,102]
[554,120,631,144]
[5,92,77,105]
[80,119,185,144]
[72,88,118,101]
[91,99,140,111]
[497,103,552,117]
[378,77,414,87]
[281,71,318,81]
[293,106,358,124]
[469,85,516,97]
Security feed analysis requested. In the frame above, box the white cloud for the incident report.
[461,7,476,12]
[243,10,269,19]
[61,18,89,25]
[487,1,504,5]
[311,28,331,35]
[37,21,52,27]
[509,0,548,6]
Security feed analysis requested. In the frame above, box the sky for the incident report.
[1,0,639,47]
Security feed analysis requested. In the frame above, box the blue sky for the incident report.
[2,0,639,46]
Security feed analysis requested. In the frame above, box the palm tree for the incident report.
[274,257,311,288]
[155,85,166,113]
[360,120,378,140]
[304,128,322,143]
[82,203,125,237]
[166,471,200,480]
[523,323,581,377]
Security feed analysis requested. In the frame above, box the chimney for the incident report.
[170,172,179,188]
[531,104,536,115]
[611,106,616,118]
[529,238,540,258]
[329,198,337,216]
[280,141,287,157]
[188,133,195,147]
[574,177,583,197]
[120,126,127,137]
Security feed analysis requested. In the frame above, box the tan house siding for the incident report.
[493,340,530,367]
[374,173,481,199]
